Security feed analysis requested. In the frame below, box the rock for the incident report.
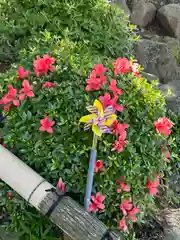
[159,80,180,112]
[110,0,130,14]
[168,173,180,194]
[157,4,180,39]
[130,0,157,27]
[141,71,159,82]
[168,0,180,4]
[135,39,180,84]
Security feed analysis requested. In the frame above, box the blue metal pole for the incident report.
[84,148,97,211]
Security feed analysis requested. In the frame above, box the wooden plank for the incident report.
[39,191,121,240]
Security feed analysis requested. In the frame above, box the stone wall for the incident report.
[111,0,180,113]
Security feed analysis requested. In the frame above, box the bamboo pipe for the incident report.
[0,145,52,209]
[0,146,121,240]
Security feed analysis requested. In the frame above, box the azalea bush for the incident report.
[0,0,137,63]
[0,35,177,239]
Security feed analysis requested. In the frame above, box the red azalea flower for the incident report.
[120,200,139,222]
[109,79,123,96]
[0,85,20,110]
[111,95,124,112]
[12,100,20,107]
[99,93,112,109]
[116,188,122,193]
[39,117,55,133]
[17,66,30,79]
[44,54,56,67]
[7,191,14,199]
[94,160,104,173]
[19,80,34,101]
[93,64,108,75]
[42,82,57,88]
[111,120,129,137]
[88,192,105,213]
[7,192,13,197]
[120,200,133,216]
[119,200,139,232]
[112,133,128,153]
[154,117,172,137]
[0,85,17,104]
[116,178,131,192]
[85,70,107,91]
[128,207,139,216]
[128,207,139,222]
[99,94,124,112]
[34,54,56,77]
[146,176,160,196]
[3,103,11,112]
[113,58,132,75]
[118,217,129,232]
[56,177,66,192]
[161,146,171,163]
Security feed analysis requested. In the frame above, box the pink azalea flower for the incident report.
[7,192,13,197]
[146,176,160,196]
[13,100,20,107]
[111,95,124,112]
[42,82,57,88]
[119,200,139,232]
[128,207,139,222]
[0,85,17,104]
[131,62,140,76]
[109,79,123,96]
[99,94,124,113]
[120,200,133,216]
[154,117,172,137]
[128,207,139,216]
[113,58,132,75]
[85,70,107,91]
[88,192,105,213]
[34,54,56,77]
[99,93,112,109]
[118,217,129,232]
[7,191,14,199]
[56,177,66,192]
[120,200,139,223]
[3,103,11,112]
[85,64,108,91]
[112,133,128,153]
[0,85,20,110]
[19,80,34,101]
[17,66,30,79]
[94,160,104,173]
[116,178,131,192]
[39,117,55,133]
[111,120,129,137]
[93,64,108,75]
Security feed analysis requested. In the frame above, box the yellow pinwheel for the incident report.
[80,99,116,137]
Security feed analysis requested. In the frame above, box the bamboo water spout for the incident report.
[0,146,121,240]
